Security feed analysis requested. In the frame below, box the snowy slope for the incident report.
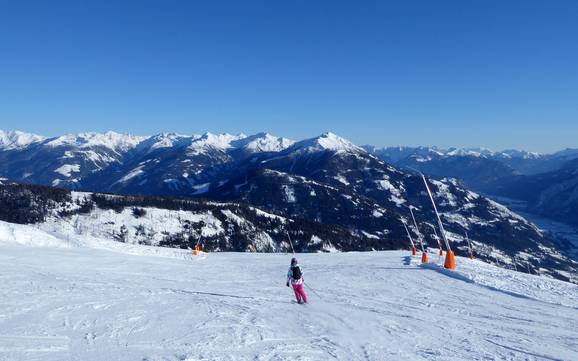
[1,224,577,361]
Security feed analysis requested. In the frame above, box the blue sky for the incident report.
[0,0,577,152]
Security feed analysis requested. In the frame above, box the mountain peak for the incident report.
[44,131,145,152]
[290,132,364,154]
[136,132,194,153]
[187,132,247,154]
[0,130,45,150]
[232,132,295,153]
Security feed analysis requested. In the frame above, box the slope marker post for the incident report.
[401,220,417,256]
[409,206,428,264]
[465,232,475,259]
[432,226,443,257]
[421,174,455,270]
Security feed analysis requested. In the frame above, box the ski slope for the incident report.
[1,221,577,361]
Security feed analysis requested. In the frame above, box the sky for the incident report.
[0,0,577,152]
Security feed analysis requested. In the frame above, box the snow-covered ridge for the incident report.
[1,129,299,155]
[44,131,146,153]
[134,132,195,153]
[232,132,295,153]
[366,145,547,160]
[0,130,45,150]
[187,132,296,155]
[289,132,364,154]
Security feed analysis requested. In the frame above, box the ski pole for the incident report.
[304,281,323,300]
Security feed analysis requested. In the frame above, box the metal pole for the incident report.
[401,221,416,249]
[465,231,474,258]
[286,231,296,254]
[421,174,452,252]
[409,207,425,252]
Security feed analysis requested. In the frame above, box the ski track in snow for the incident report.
[1,231,578,360]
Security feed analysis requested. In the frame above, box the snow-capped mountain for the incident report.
[365,145,578,177]
[0,130,293,192]
[288,131,363,154]
[365,145,578,229]
[43,131,145,153]
[0,131,146,189]
[84,131,295,195]
[0,130,45,150]
[0,131,576,282]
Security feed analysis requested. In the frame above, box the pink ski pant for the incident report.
[292,283,308,303]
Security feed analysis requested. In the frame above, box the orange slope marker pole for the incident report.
[192,235,203,256]
[422,174,455,270]
[409,206,428,264]
[426,223,444,258]
[432,226,443,257]
[401,221,417,256]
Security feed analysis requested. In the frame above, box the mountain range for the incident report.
[363,145,578,229]
[0,129,577,282]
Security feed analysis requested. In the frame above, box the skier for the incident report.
[286,257,308,304]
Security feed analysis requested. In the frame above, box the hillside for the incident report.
[0,227,577,361]
[0,183,380,254]
[365,145,578,250]
[1,182,576,283]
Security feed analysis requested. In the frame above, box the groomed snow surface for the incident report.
[1,221,577,361]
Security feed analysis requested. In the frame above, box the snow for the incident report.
[310,235,324,245]
[333,174,350,185]
[54,164,81,177]
[138,133,193,153]
[66,150,117,165]
[250,231,276,252]
[361,231,380,239]
[282,185,296,203]
[190,182,210,195]
[40,207,225,246]
[431,179,458,207]
[1,229,577,360]
[221,209,246,226]
[184,132,294,156]
[376,178,406,206]
[249,207,288,223]
[233,132,294,153]
[370,146,544,161]
[45,131,144,153]
[0,221,71,248]
[289,132,365,154]
[116,166,145,184]
[442,213,470,229]
[22,131,294,159]
[187,132,246,155]
[0,130,45,150]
